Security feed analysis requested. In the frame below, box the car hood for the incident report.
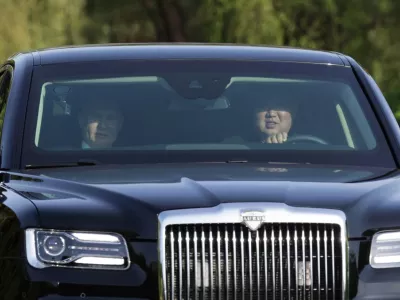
[7,163,400,239]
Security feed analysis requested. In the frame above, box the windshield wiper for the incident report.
[199,160,306,164]
[225,160,248,163]
[25,159,99,169]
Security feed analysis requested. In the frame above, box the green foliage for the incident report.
[191,0,281,44]
[83,0,155,43]
[0,0,400,117]
[385,90,400,119]
[0,0,86,59]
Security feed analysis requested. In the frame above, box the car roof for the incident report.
[10,43,347,66]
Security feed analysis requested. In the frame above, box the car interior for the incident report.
[35,77,374,151]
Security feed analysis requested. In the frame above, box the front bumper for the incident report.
[38,298,147,300]
[4,241,400,299]
[19,268,400,300]
[353,266,400,299]
[0,241,159,300]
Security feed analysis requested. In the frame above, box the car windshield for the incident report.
[22,60,395,168]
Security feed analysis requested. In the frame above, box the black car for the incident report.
[0,44,399,300]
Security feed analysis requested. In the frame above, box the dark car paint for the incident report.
[1,45,400,299]
[3,163,398,238]
[345,55,400,167]
[1,164,400,299]
[0,56,34,170]
[28,44,346,66]
[2,45,400,169]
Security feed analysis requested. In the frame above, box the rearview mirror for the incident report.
[168,96,230,111]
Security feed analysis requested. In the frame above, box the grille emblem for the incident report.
[241,210,266,231]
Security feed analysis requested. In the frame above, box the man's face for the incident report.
[79,104,123,148]
[256,104,293,137]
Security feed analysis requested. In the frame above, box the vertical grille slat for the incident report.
[324,226,328,299]
[263,228,268,300]
[170,229,175,300]
[309,225,314,300]
[294,227,299,300]
[201,226,206,299]
[271,227,276,300]
[209,226,214,300]
[232,227,237,300]
[256,230,260,300]
[164,222,344,300]
[178,227,183,300]
[317,227,321,299]
[331,226,335,300]
[240,227,245,300]
[194,228,198,300]
[286,225,291,300]
[278,226,283,300]
[217,227,221,300]
[301,226,306,300]
[225,225,229,300]
[248,228,253,300]
[186,227,190,300]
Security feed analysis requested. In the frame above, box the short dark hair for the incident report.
[253,97,298,114]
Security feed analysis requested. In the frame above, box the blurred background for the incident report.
[1,0,399,118]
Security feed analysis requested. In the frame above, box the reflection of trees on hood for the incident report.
[0,201,28,299]
[129,244,159,299]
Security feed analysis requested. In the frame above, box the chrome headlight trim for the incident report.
[25,228,131,270]
[370,230,400,269]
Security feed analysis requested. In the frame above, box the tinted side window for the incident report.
[0,71,12,149]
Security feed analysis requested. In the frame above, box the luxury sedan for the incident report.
[0,44,399,300]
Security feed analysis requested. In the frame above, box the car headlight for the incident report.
[25,229,130,270]
[370,230,400,268]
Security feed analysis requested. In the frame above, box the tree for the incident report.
[0,0,86,61]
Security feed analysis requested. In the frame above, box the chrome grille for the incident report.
[158,204,347,300]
